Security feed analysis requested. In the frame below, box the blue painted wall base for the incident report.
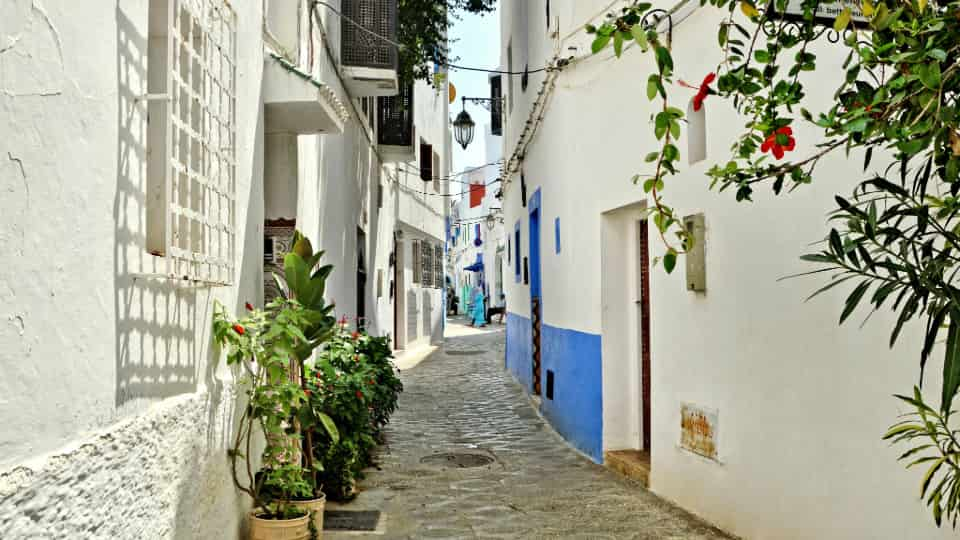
[505,312,603,463]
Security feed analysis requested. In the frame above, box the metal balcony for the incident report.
[377,84,414,161]
[340,0,399,96]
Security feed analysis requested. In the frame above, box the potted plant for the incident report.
[214,231,339,539]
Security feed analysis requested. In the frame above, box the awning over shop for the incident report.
[264,53,348,135]
[464,253,484,272]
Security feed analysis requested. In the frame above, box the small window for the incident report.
[554,217,561,254]
[687,98,707,164]
[434,244,443,288]
[420,140,433,182]
[421,239,434,288]
[146,0,237,285]
[514,225,521,282]
[412,240,421,284]
[506,41,514,114]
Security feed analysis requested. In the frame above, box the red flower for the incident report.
[356,391,364,399]
[351,331,360,340]
[245,302,254,311]
[304,389,312,397]
[368,379,375,385]
[233,324,245,335]
[679,72,716,112]
[761,126,796,160]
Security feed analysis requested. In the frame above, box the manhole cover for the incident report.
[420,452,494,468]
[445,350,484,356]
[324,510,381,531]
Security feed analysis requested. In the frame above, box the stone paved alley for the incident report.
[326,321,732,539]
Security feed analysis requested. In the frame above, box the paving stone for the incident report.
[328,321,733,540]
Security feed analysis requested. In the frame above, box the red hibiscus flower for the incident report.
[351,331,360,340]
[679,72,716,112]
[245,302,254,311]
[761,126,796,160]
[356,391,364,399]
[233,324,245,335]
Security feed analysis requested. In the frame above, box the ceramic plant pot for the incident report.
[290,493,326,538]
[248,510,310,540]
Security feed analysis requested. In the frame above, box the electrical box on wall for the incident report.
[684,213,706,292]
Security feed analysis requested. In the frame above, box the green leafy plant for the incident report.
[213,230,339,518]
[214,298,316,519]
[586,0,960,527]
[306,322,403,501]
[398,0,496,84]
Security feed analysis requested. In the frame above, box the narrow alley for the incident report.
[326,321,729,539]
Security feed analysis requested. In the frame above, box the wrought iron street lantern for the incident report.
[453,109,475,150]
[453,96,503,149]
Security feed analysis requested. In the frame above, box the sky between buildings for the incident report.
[449,3,501,194]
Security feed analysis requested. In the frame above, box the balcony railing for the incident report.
[378,84,413,148]
[341,0,398,72]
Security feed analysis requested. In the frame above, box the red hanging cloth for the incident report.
[469,182,485,208]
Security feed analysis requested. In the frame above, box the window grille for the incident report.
[421,240,434,288]
[377,84,414,146]
[490,75,502,135]
[412,240,421,284]
[147,0,237,285]
[433,244,443,288]
[341,0,398,71]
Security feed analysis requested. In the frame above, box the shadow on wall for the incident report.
[114,5,204,407]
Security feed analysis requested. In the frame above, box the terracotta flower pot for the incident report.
[248,510,310,540]
[291,493,326,538]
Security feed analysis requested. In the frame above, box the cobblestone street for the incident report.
[327,320,731,539]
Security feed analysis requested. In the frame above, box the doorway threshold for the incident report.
[605,449,650,488]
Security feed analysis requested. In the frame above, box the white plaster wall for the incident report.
[501,1,959,538]
[0,0,264,536]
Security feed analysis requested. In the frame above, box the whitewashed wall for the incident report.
[501,1,957,538]
[0,1,262,537]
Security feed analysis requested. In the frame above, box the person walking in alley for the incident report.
[470,284,486,327]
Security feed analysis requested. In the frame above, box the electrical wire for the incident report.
[397,177,502,198]
[395,161,503,184]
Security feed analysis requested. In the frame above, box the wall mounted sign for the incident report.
[771,0,868,25]
[680,403,719,461]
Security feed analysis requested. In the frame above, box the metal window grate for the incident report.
[377,84,413,146]
[151,0,237,285]
[412,240,421,284]
[341,0,398,70]
[421,239,434,288]
[433,244,443,288]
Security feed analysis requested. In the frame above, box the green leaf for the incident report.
[631,25,649,51]
[921,457,946,498]
[613,31,624,57]
[655,46,673,75]
[717,23,728,47]
[647,75,659,100]
[840,280,870,324]
[834,7,852,31]
[591,34,611,54]
[316,411,340,443]
[919,62,942,90]
[941,312,960,414]
[663,250,677,273]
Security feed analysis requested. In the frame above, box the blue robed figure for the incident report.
[470,285,486,327]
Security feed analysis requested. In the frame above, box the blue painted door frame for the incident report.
[529,189,543,395]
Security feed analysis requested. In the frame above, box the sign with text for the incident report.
[774,0,869,25]
[680,403,719,460]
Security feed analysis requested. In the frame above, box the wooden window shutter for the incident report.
[420,142,433,182]
[490,75,502,135]
[412,240,421,284]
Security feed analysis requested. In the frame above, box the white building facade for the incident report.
[500,1,954,539]
[0,0,448,537]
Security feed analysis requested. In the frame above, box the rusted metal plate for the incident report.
[680,403,718,460]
